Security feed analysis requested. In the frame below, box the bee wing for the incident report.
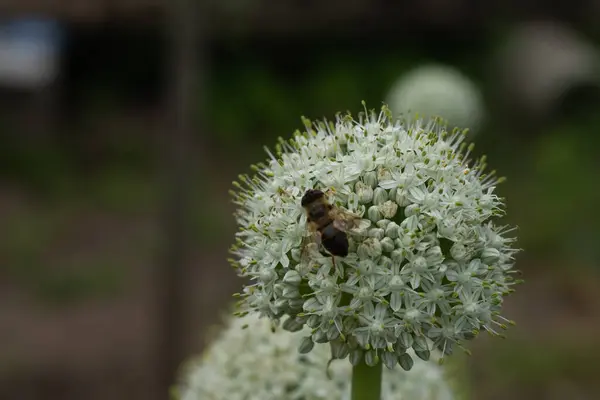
[332,208,371,235]
[300,224,322,265]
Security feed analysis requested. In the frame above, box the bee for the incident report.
[301,188,367,266]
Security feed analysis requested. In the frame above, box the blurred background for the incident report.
[1,1,600,399]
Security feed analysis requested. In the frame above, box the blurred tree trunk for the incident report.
[157,0,206,398]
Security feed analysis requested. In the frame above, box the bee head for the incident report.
[301,189,325,207]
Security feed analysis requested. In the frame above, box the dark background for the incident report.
[1,1,600,399]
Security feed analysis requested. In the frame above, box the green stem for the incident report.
[350,360,383,400]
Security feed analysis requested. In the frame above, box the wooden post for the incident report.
[157,0,206,397]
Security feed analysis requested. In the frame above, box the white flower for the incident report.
[386,65,484,133]
[494,20,600,117]
[177,313,454,400]
[230,104,520,368]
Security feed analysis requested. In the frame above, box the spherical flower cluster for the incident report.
[230,104,519,369]
[495,21,600,118]
[177,313,454,400]
[386,65,484,133]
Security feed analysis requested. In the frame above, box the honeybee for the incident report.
[301,188,368,266]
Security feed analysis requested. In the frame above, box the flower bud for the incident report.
[259,269,277,283]
[415,349,431,361]
[367,205,382,222]
[357,238,383,259]
[282,286,300,299]
[355,181,374,204]
[274,298,288,310]
[298,336,315,353]
[288,298,305,309]
[306,315,320,328]
[363,171,378,188]
[365,350,379,366]
[282,317,304,332]
[413,335,430,352]
[450,243,468,261]
[380,237,395,253]
[388,187,398,202]
[303,297,320,313]
[396,189,412,207]
[373,187,389,205]
[291,248,302,262]
[349,349,363,366]
[376,218,391,229]
[399,353,414,371]
[382,351,398,370]
[327,323,341,341]
[398,331,414,348]
[385,221,400,239]
[481,247,501,264]
[395,344,407,356]
[283,270,301,285]
[368,228,385,240]
[379,200,398,219]
[330,339,350,359]
[312,329,328,343]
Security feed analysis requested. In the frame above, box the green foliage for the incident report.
[31,260,126,306]
[83,168,158,215]
[513,126,600,264]
[205,51,421,150]
[1,206,128,305]
[0,137,74,197]
[206,64,301,144]
[482,338,600,386]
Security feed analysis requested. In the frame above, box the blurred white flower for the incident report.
[386,65,484,133]
[494,20,600,117]
[230,105,519,369]
[178,313,454,400]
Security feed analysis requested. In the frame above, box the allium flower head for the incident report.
[178,313,454,400]
[386,65,484,133]
[230,104,519,369]
[495,21,600,117]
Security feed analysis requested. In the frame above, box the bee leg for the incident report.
[331,255,344,277]
[325,188,337,203]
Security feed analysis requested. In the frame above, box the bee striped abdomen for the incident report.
[320,224,349,257]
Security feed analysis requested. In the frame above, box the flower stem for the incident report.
[351,360,383,400]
